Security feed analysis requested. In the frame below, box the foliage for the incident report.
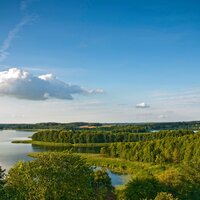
[121,173,164,200]
[155,161,200,200]
[30,152,170,177]
[121,163,200,200]
[94,170,116,200]
[3,152,97,200]
[0,166,5,187]
[32,129,195,144]
[102,133,200,164]
[0,166,5,197]
[179,160,200,198]
[154,192,178,200]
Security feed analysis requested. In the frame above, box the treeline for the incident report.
[32,129,195,144]
[0,123,149,132]
[1,121,200,131]
[101,133,200,164]
[98,125,149,133]
[146,121,200,130]
[0,122,102,130]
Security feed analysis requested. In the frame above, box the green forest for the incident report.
[100,133,200,163]
[1,120,200,130]
[32,129,195,144]
[1,123,200,199]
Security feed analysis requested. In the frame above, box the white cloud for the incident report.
[20,0,29,11]
[158,114,168,119]
[136,102,150,108]
[0,16,35,62]
[20,0,37,11]
[0,68,103,100]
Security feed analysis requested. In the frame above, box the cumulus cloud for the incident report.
[136,102,150,108]
[0,68,103,100]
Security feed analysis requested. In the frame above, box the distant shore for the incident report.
[12,140,110,148]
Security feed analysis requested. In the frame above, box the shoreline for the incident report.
[11,140,110,148]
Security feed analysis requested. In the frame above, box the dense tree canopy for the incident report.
[154,192,178,200]
[32,129,195,144]
[119,161,200,200]
[122,174,163,200]
[101,133,200,164]
[2,152,113,200]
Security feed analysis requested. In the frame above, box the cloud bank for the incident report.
[0,68,103,100]
[136,102,150,108]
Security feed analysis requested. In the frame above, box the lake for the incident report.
[0,130,130,186]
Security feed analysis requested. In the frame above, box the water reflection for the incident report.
[32,144,101,154]
[95,167,131,186]
[0,130,34,170]
[0,130,130,186]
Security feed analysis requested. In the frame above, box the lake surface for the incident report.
[0,130,131,186]
[0,130,35,170]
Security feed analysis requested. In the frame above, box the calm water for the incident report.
[0,130,130,186]
[0,130,35,170]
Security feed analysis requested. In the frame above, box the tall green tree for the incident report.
[123,174,163,200]
[4,152,97,200]
[93,169,115,200]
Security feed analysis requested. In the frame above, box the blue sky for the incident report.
[0,0,200,123]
